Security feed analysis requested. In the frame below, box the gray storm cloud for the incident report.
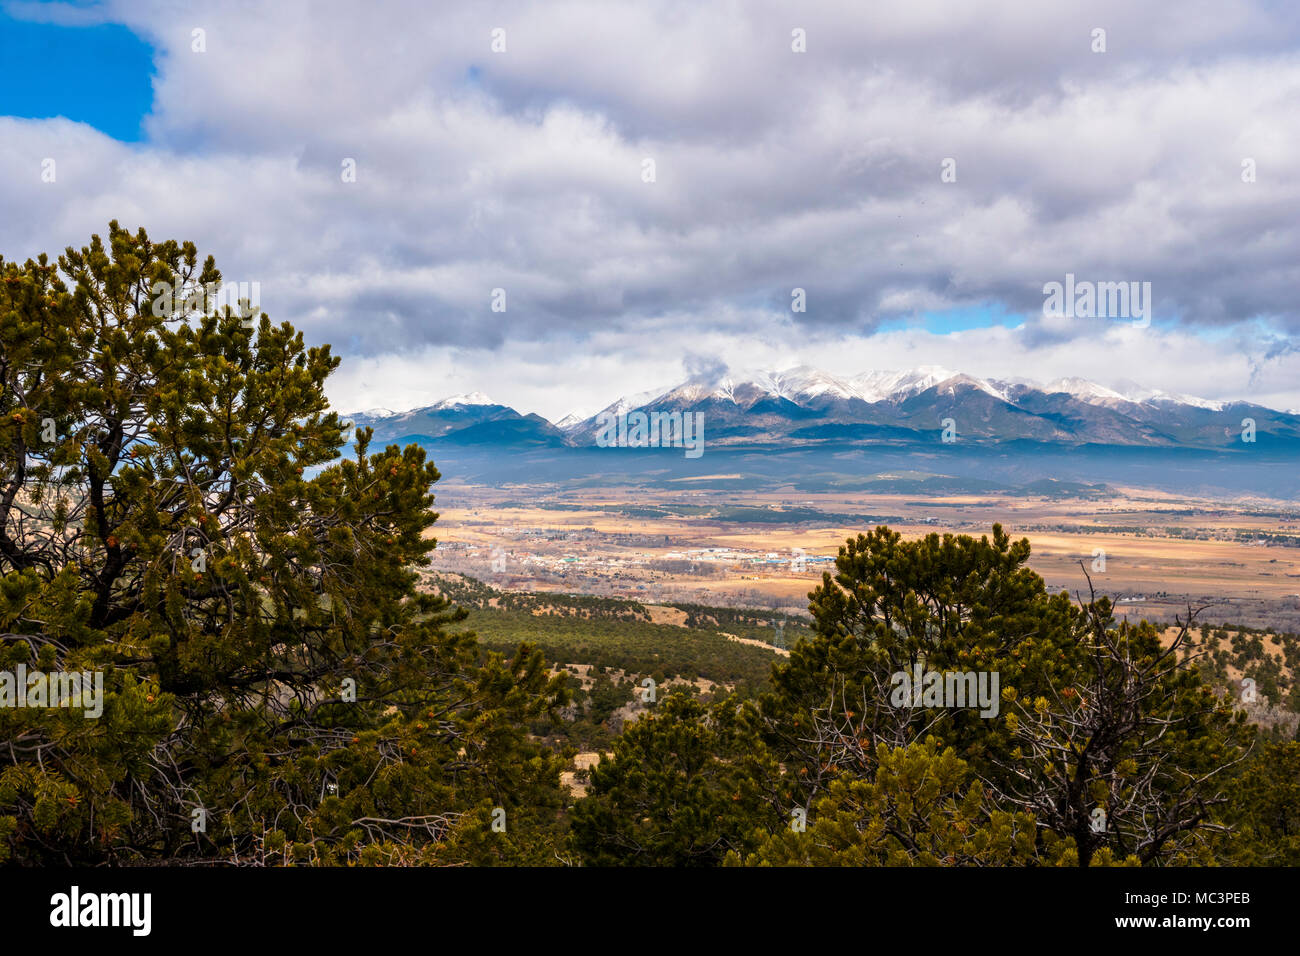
[1,0,1298,415]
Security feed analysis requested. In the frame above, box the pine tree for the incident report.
[756,524,1250,865]
[570,693,781,866]
[732,737,1100,866]
[0,224,569,864]
[1215,739,1300,866]
[761,525,1080,805]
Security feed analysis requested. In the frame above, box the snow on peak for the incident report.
[696,369,769,403]
[598,385,671,418]
[1142,390,1226,412]
[432,391,495,409]
[702,366,855,403]
[766,365,860,401]
[850,366,958,403]
[1045,377,1129,403]
[1045,378,1228,411]
[932,372,1013,402]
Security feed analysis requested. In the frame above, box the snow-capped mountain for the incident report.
[346,392,563,447]
[851,366,960,403]
[431,391,496,409]
[347,369,1300,451]
[553,412,586,430]
[627,366,857,409]
[560,367,1299,449]
[1044,377,1129,404]
[588,365,1240,417]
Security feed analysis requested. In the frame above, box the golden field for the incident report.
[424,482,1300,629]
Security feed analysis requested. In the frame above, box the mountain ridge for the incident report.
[345,366,1300,452]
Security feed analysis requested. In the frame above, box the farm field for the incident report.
[424,482,1300,630]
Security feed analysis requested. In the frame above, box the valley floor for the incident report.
[423,482,1300,632]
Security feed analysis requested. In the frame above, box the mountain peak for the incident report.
[850,366,958,402]
[432,391,496,409]
[1046,377,1129,403]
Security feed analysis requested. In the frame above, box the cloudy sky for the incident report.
[2,0,1298,419]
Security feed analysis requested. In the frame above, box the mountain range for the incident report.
[347,365,1300,451]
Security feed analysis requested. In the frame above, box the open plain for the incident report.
[424,482,1300,631]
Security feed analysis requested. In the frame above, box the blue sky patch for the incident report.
[877,303,1024,334]
[0,12,154,141]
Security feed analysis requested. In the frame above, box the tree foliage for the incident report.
[0,224,567,865]
[734,737,1102,867]
[750,525,1250,865]
[570,693,781,866]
